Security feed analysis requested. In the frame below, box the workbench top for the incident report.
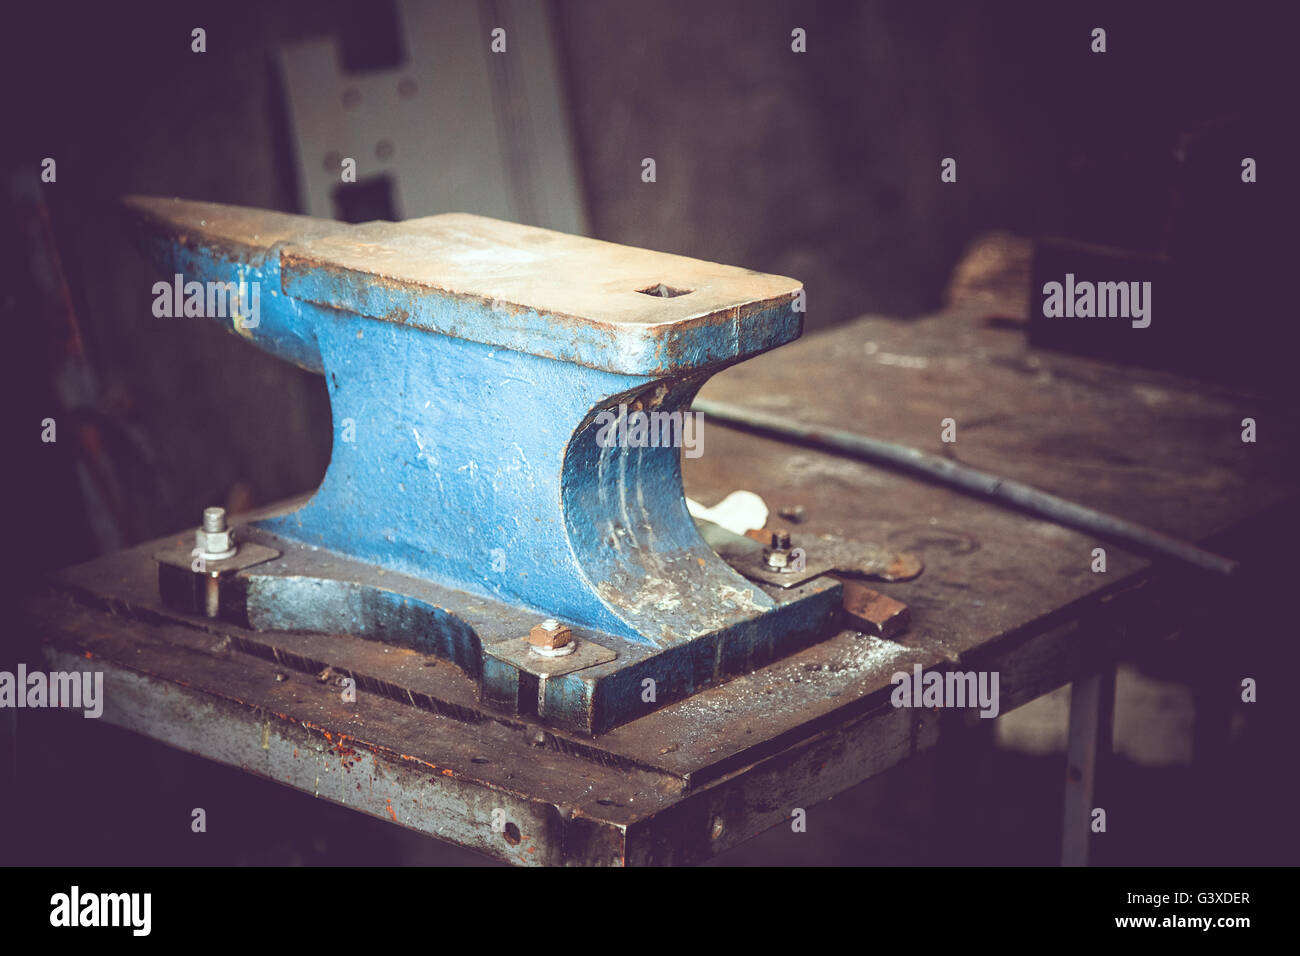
[692,308,1296,663]
[33,307,1298,865]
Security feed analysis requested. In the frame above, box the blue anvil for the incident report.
[127,197,841,733]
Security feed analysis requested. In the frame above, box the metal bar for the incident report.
[693,399,1239,577]
[1061,665,1117,867]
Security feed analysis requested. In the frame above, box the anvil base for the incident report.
[88,509,841,736]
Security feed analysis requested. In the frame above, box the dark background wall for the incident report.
[561,0,1292,322]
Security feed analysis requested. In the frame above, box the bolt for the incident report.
[764,529,794,571]
[204,576,220,618]
[203,507,227,533]
[529,618,573,650]
[778,504,807,524]
[195,505,237,563]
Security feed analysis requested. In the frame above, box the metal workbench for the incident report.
[28,309,1295,865]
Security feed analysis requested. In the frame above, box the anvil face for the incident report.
[127,197,841,733]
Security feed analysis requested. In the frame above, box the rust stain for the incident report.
[384,799,397,823]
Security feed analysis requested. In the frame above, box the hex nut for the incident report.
[529,618,572,649]
[764,547,790,570]
[763,529,794,571]
[194,526,236,560]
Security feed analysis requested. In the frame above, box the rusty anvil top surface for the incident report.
[124,196,802,374]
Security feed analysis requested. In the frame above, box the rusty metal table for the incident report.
[26,309,1297,865]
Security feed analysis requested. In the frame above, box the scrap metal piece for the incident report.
[839,580,911,639]
[814,534,925,583]
[701,519,923,588]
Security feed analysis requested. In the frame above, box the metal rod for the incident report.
[693,399,1239,577]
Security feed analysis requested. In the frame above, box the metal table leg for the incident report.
[1061,664,1117,866]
